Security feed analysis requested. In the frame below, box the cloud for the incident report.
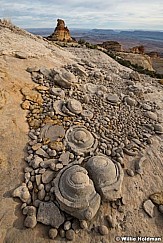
[0,0,162,30]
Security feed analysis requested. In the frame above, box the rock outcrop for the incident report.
[117,52,154,71]
[47,19,73,42]
[130,45,145,54]
[98,41,122,52]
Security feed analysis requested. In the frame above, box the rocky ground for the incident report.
[0,22,163,243]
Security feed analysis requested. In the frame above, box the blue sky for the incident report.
[0,0,163,30]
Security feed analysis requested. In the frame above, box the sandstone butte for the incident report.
[47,19,73,42]
[0,18,163,243]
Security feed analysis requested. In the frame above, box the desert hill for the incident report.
[0,20,163,243]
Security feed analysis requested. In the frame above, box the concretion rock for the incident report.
[65,125,98,154]
[36,148,49,158]
[150,192,163,205]
[42,170,55,184]
[24,215,37,228]
[81,109,94,119]
[124,96,137,106]
[53,99,82,117]
[49,141,65,151]
[23,206,36,216]
[59,151,70,165]
[154,124,163,134]
[158,205,163,214]
[53,100,67,116]
[13,184,31,203]
[67,99,83,114]
[144,111,158,121]
[65,229,75,241]
[98,225,109,235]
[143,199,155,217]
[49,228,58,239]
[51,87,65,98]
[84,83,107,95]
[40,124,65,142]
[54,163,101,220]
[37,202,65,228]
[53,69,77,89]
[106,94,119,105]
[85,155,124,201]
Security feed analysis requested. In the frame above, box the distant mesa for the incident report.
[98,41,123,52]
[47,19,73,42]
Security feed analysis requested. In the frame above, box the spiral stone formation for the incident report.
[85,155,124,201]
[65,125,98,154]
[54,163,101,220]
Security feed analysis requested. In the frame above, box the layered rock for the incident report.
[117,52,154,71]
[130,45,145,54]
[47,19,73,42]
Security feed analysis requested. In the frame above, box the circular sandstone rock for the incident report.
[65,229,75,241]
[67,99,83,114]
[49,228,58,239]
[65,126,97,154]
[85,155,124,201]
[98,225,109,235]
[54,164,101,220]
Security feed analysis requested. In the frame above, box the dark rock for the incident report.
[37,202,65,228]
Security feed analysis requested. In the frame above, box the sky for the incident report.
[0,0,163,30]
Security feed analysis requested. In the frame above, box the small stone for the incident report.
[24,215,37,228]
[65,229,75,241]
[150,192,163,205]
[80,220,88,229]
[98,225,109,235]
[37,202,65,228]
[36,148,49,158]
[32,143,42,151]
[21,203,27,210]
[126,169,135,177]
[31,156,43,169]
[59,151,70,165]
[13,184,31,203]
[154,124,163,134]
[49,141,65,151]
[59,229,65,238]
[38,189,46,201]
[158,205,163,214]
[23,206,36,216]
[55,163,64,171]
[21,100,30,110]
[144,111,157,121]
[143,199,155,217]
[49,228,58,239]
[48,150,57,157]
[64,221,71,231]
[36,174,41,186]
[106,215,116,228]
[42,170,55,184]
[33,199,41,207]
